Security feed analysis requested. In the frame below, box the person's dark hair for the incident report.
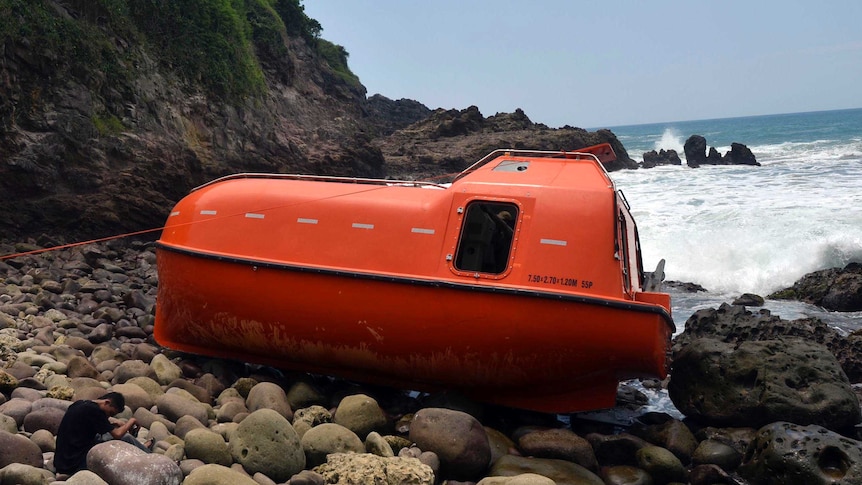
[99,392,125,413]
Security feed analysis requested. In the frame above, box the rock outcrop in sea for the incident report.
[683,135,760,168]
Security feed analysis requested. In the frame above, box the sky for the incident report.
[302,1,862,128]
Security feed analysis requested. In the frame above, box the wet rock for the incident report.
[286,380,327,410]
[409,407,491,481]
[635,445,687,484]
[732,293,764,306]
[228,408,305,482]
[313,452,434,485]
[739,421,862,484]
[769,262,862,312]
[688,464,739,485]
[488,455,603,485]
[598,465,653,485]
[333,393,388,439]
[586,432,649,467]
[516,427,598,471]
[691,439,742,470]
[669,337,861,430]
[301,422,364,467]
[672,302,862,383]
[641,148,681,168]
[630,417,698,463]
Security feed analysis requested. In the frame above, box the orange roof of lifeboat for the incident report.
[154,143,674,413]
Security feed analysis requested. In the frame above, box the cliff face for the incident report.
[0,0,633,243]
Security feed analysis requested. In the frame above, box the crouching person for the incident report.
[54,392,152,475]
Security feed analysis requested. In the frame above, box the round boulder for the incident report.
[245,382,292,420]
[333,393,388,439]
[0,430,42,468]
[669,337,861,430]
[408,407,491,481]
[300,422,364,467]
[516,428,597,470]
[87,440,182,485]
[739,421,862,484]
[184,428,232,466]
[228,408,305,482]
[183,464,259,485]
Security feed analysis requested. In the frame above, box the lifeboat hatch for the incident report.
[451,200,519,278]
[492,160,530,172]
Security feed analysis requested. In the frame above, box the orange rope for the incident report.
[0,226,165,261]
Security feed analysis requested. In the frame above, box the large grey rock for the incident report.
[333,393,388,439]
[300,422,364,467]
[313,453,433,485]
[672,302,862,383]
[409,407,490,481]
[669,337,861,430]
[228,408,305,482]
[87,440,182,485]
[739,421,862,485]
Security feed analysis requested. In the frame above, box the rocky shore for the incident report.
[1,239,861,485]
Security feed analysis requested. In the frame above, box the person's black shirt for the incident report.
[54,400,114,474]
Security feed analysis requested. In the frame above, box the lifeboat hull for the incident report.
[155,246,672,413]
[155,145,674,413]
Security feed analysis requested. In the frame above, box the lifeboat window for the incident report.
[455,202,518,274]
[619,211,631,292]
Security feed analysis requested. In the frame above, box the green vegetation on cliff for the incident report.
[0,0,356,101]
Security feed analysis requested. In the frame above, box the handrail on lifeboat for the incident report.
[190,173,449,193]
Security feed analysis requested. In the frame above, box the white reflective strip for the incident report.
[200,210,217,215]
[540,238,567,246]
[411,228,435,235]
[297,218,318,224]
[245,213,265,219]
[169,211,180,217]
[352,223,374,229]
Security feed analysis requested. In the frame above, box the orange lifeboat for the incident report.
[154,143,674,413]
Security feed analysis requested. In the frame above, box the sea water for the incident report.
[604,108,862,333]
